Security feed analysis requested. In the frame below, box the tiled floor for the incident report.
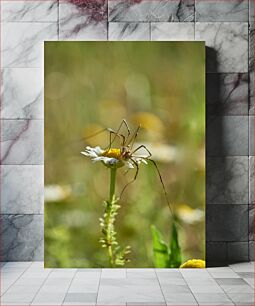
[1,262,254,305]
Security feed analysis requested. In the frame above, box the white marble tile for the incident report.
[230,262,254,272]
[151,22,194,40]
[1,68,43,119]
[101,268,126,278]
[96,285,126,304]
[1,215,43,261]
[31,292,66,305]
[109,22,150,40]
[68,279,99,293]
[125,285,165,303]
[207,116,249,156]
[193,292,234,305]
[163,293,198,305]
[1,165,43,214]
[3,262,32,268]
[195,22,248,73]
[108,0,195,22]
[2,22,58,68]
[1,119,43,165]
[227,292,254,305]
[126,269,156,278]
[250,0,254,21]
[206,73,249,116]
[2,291,36,303]
[59,1,107,40]
[2,0,58,22]
[196,0,248,22]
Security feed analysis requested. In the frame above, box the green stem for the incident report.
[107,167,117,267]
[110,167,117,202]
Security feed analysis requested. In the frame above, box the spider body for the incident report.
[102,146,132,161]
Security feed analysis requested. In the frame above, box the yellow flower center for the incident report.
[102,148,122,159]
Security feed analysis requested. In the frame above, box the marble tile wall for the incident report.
[0,0,254,264]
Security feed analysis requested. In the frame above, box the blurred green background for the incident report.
[44,41,205,268]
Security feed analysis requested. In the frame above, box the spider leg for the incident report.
[146,158,173,217]
[108,119,129,147]
[107,128,125,149]
[131,144,152,158]
[120,158,139,199]
[127,124,141,150]
[122,119,131,145]
[82,127,108,141]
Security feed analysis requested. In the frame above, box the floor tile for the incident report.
[64,292,97,303]
[208,267,240,278]
[75,271,101,279]
[220,284,253,293]
[193,292,234,305]
[163,293,198,305]
[31,292,66,304]
[3,262,32,268]
[127,303,166,306]
[230,262,254,272]
[163,282,192,292]
[101,268,126,278]
[2,291,36,303]
[127,269,156,279]
[227,292,254,305]
[215,278,248,285]
[189,284,224,293]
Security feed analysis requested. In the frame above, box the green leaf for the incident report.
[169,220,182,268]
[151,225,169,268]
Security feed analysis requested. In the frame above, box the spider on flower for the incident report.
[81,119,173,215]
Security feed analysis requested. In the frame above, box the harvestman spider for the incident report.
[87,119,173,216]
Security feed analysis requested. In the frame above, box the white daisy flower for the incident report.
[81,146,147,169]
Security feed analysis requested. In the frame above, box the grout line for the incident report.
[95,268,102,305]
[178,269,200,305]
[207,267,240,305]
[154,268,167,306]
[1,261,33,296]
[29,266,53,305]
[61,268,78,305]
[149,21,152,41]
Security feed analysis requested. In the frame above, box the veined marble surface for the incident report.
[1,68,43,119]
[195,22,248,73]
[1,215,43,261]
[249,24,254,114]
[249,156,254,205]
[109,22,150,40]
[59,1,107,40]
[207,204,249,242]
[207,156,249,205]
[206,73,249,116]
[1,0,58,22]
[196,0,248,22]
[108,0,195,22]
[1,165,44,214]
[0,0,254,263]
[207,115,248,156]
[1,119,44,165]
[2,22,58,68]
[151,22,194,40]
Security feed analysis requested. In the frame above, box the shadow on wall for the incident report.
[205,47,226,267]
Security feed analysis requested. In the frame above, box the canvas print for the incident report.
[44,41,205,268]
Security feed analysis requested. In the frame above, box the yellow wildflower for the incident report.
[180,259,205,268]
